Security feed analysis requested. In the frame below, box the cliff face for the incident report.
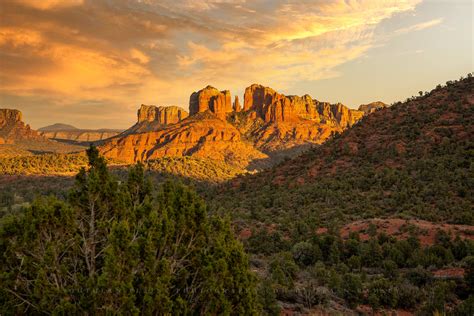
[235,84,365,151]
[123,105,189,135]
[0,109,44,143]
[189,86,232,120]
[137,104,188,125]
[0,109,22,128]
[99,112,266,166]
[242,84,363,127]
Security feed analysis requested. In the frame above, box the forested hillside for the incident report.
[208,75,474,314]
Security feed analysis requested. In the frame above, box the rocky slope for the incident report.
[207,76,474,315]
[100,112,267,167]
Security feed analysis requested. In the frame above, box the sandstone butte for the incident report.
[125,104,189,134]
[0,108,45,144]
[99,84,376,166]
[189,86,232,120]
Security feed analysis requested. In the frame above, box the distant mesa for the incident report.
[39,122,123,143]
[38,123,79,132]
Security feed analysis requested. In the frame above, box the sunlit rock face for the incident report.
[0,108,45,143]
[189,86,232,120]
[243,83,363,127]
[99,112,267,165]
[137,104,188,125]
[100,83,371,166]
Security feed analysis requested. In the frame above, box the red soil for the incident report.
[433,267,465,278]
[333,218,473,246]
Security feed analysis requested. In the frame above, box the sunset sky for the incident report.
[0,0,472,129]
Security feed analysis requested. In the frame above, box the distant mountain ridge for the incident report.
[39,123,123,143]
[38,123,79,131]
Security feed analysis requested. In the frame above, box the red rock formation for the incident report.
[189,86,232,120]
[233,96,241,112]
[0,109,45,143]
[358,101,387,115]
[242,84,363,127]
[316,102,364,128]
[0,108,85,155]
[137,104,188,124]
[99,112,266,166]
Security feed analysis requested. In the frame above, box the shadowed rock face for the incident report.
[137,104,188,124]
[233,96,241,112]
[189,86,232,120]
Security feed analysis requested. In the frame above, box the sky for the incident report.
[0,0,472,129]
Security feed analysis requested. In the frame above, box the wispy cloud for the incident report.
[0,0,423,128]
[395,18,444,35]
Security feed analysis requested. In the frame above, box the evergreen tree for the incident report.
[0,146,258,314]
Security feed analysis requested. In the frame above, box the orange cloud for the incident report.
[0,0,424,128]
[16,0,84,10]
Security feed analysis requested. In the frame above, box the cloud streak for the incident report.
[0,0,423,128]
[395,17,444,35]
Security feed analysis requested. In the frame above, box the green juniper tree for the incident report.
[0,146,258,315]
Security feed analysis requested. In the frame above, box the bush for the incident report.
[269,252,299,288]
[292,241,321,266]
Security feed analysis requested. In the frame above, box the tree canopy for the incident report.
[0,146,258,315]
